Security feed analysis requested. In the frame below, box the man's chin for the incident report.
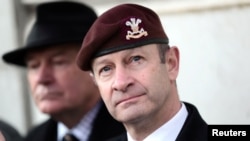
[39,104,63,115]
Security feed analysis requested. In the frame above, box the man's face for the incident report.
[92,44,179,124]
[26,44,100,116]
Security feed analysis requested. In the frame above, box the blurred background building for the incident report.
[1,0,250,135]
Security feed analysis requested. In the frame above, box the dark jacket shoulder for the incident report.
[24,102,125,141]
[88,102,125,141]
[24,118,57,141]
[176,102,208,141]
[105,133,127,141]
[0,120,23,141]
[105,102,208,141]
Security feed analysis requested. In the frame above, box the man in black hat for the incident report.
[2,1,125,141]
[76,3,207,141]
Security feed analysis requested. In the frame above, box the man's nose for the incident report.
[36,64,53,84]
[111,67,134,92]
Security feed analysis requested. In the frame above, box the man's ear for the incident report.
[89,72,97,85]
[166,46,180,80]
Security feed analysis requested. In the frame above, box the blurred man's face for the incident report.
[26,44,100,117]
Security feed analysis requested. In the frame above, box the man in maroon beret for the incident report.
[2,1,125,141]
[76,3,208,141]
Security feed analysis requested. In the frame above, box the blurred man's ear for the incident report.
[166,46,180,81]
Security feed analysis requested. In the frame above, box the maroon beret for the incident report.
[76,3,169,71]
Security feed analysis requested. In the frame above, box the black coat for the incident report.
[107,102,208,141]
[24,102,125,141]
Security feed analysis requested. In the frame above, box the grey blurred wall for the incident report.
[1,0,250,135]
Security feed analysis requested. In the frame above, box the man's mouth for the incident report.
[116,94,145,106]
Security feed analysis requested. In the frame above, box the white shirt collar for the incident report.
[57,101,101,141]
[127,102,188,141]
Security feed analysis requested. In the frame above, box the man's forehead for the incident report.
[93,44,157,62]
[26,44,79,60]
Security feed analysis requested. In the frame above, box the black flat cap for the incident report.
[2,1,97,67]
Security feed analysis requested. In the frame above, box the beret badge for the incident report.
[125,18,148,40]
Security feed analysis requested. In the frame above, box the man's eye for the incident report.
[101,66,111,73]
[98,66,112,77]
[132,56,141,62]
[53,58,69,66]
[54,60,65,65]
[27,62,39,69]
